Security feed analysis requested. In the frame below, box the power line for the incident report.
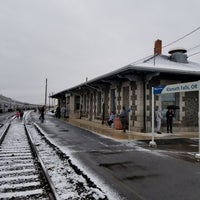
[188,44,200,51]
[130,26,200,65]
[188,51,200,57]
[163,26,200,48]
[130,54,153,65]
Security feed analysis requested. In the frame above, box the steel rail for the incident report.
[0,123,11,145]
[0,114,21,144]
[24,123,59,200]
[0,120,50,199]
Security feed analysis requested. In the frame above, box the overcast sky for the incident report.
[0,0,200,104]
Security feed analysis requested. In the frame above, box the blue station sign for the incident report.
[154,81,199,95]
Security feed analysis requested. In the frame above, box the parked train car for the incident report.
[0,94,37,113]
[0,95,12,113]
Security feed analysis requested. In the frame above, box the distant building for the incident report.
[52,40,200,133]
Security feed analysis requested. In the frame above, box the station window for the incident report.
[97,92,101,116]
[83,95,86,113]
[110,89,116,112]
[74,95,80,111]
[123,86,129,109]
[161,93,179,120]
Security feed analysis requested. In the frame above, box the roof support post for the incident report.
[142,81,147,132]
[143,72,160,133]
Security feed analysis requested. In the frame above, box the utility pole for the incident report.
[49,92,50,109]
[45,78,48,106]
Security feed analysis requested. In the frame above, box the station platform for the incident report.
[66,118,198,141]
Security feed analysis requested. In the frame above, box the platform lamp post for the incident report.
[51,92,54,107]
[149,86,157,147]
[49,92,51,109]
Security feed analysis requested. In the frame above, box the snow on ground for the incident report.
[34,121,123,200]
[29,124,109,200]
[0,120,47,199]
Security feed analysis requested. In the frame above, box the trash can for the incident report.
[114,117,122,130]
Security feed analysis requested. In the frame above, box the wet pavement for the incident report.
[142,138,198,152]
[139,138,199,163]
[66,116,200,163]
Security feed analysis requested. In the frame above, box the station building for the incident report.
[52,40,200,133]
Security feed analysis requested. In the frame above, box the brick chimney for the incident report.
[154,39,162,55]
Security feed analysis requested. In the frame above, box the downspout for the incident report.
[143,81,147,132]
[102,103,105,125]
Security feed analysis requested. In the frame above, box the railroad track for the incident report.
[0,118,57,200]
[0,111,108,200]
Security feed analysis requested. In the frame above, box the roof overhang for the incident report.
[51,57,200,99]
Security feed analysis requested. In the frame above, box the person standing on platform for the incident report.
[61,106,66,118]
[19,109,24,120]
[16,109,20,119]
[155,108,163,134]
[166,108,174,133]
[55,106,61,118]
[39,105,45,122]
[119,106,128,133]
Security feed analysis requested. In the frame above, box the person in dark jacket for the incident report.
[19,109,24,120]
[55,106,61,118]
[39,105,45,122]
[166,108,174,133]
[119,106,128,133]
